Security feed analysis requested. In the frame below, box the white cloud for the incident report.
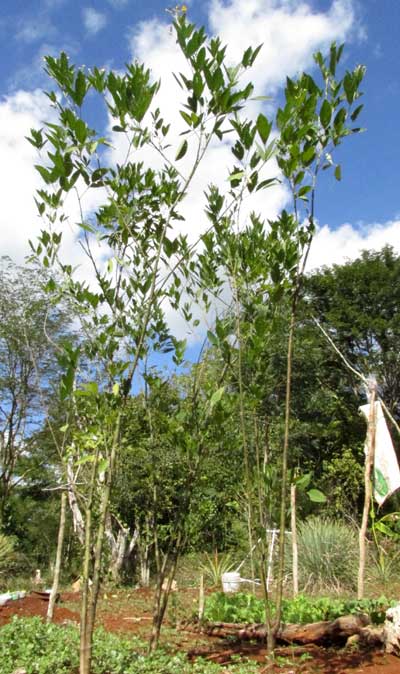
[0,90,54,262]
[9,41,79,91]
[307,220,400,271]
[16,17,56,43]
[208,0,356,93]
[82,8,107,36]
[0,89,106,279]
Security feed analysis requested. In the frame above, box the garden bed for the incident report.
[1,588,400,673]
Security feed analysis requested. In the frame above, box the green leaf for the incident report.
[210,386,225,409]
[334,108,346,129]
[175,139,188,160]
[193,72,204,98]
[242,46,252,67]
[374,521,395,538]
[334,164,342,181]
[320,99,332,128]
[207,330,219,347]
[307,489,327,503]
[180,110,192,126]
[250,95,271,102]
[74,70,87,107]
[301,146,315,166]
[297,185,311,198]
[295,473,312,490]
[98,458,109,474]
[256,177,279,191]
[351,104,363,122]
[76,454,96,466]
[78,222,96,234]
[35,165,56,184]
[343,72,355,104]
[228,171,245,182]
[256,113,271,144]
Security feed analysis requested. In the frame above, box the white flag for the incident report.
[360,401,400,506]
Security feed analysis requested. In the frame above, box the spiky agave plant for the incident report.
[200,550,236,588]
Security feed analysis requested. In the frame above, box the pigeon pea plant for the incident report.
[28,14,276,673]
[198,44,365,647]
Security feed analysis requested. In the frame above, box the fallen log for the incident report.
[277,614,370,644]
[180,614,371,646]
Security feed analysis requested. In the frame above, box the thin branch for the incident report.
[312,315,400,437]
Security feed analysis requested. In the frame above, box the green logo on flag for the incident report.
[374,468,389,497]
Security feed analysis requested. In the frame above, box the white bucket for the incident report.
[221,572,241,593]
[0,592,11,606]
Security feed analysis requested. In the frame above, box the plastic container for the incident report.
[0,590,26,605]
[221,572,241,593]
[0,592,11,606]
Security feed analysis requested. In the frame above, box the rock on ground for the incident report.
[384,604,400,655]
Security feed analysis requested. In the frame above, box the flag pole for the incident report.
[357,382,377,599]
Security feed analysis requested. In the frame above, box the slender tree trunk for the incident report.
[80,503,93,674]
[149,538,181,652]
[274,308,296,644]
[84,414,121,673]
[358,387,377,599]
[246,501,256,590]
[80,449,99,674]
[67,458,85,546]
[234,279,255,588]
[290,483,298,597]
[140,547,151,587]
[47,490,67,622]
[253,414,274,647]
[198,574,205,622]
[0,497,4,532]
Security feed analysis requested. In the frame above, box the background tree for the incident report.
[306,246,400,421]
[0,257,71,530]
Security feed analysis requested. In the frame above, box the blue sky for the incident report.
[0,0,398,321]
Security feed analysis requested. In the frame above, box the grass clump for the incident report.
[293,516,358,593]
[0,534,16,578]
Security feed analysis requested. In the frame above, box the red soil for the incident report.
[0,592,79,627]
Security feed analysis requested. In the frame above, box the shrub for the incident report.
[290,517,358,593]
[204,592,265,623]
